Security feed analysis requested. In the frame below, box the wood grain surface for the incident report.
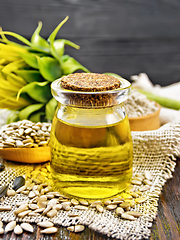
[0,159,179,240]
[0,0,180,86]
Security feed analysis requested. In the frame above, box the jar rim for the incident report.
[52,76,131,95]
[51,76,131,108]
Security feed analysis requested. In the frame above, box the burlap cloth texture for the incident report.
[0,123,179,240]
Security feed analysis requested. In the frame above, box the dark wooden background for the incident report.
[1,0,180,86]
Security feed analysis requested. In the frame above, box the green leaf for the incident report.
[104,73,122,79]
[17,81,52,103]
[29,111,45,122]
[53,39,80,57]
[62,56,90,75]
[15,70,44,83]
[37,56,62,81]
[45,97,57,121]
[0,31,32,47]
[19,103,44,120]
[19,52,39,69]
[48,16,69,45]
[31,21,50,53]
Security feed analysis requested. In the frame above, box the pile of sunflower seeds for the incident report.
[124,89,158,118]
[0,120,51,148]
[0,162,154,235]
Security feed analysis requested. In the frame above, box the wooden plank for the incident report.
[0,0,180,86]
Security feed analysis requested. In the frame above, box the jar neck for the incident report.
[55,103,126,127]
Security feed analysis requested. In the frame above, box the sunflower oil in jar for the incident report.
[50,73,133,199]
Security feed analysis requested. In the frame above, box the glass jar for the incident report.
[50,73,133,199]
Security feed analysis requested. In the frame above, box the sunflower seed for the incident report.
[139,185,150,192]
[34,208,45,213]
[135,197,148,204]
[46,209,57,218]
[79,199,89,206]
[48,199,59,206]
[90,201,102,207]
[40,227,58,234]
[126,211,142,218]
[71,199,79,205]
[143,179,152,185]
[67,226,74,232]
[16,185,26,193]
[121,213,136,220]
[43,205,52,215]
[96,204,104,213]
[0,228,4,234]
[5,221,16,233]
[0,221,3,228]
[12,176,25,191]
[37,201,47,209]
[106,204,117,210]
[0,205,12,211]
[115,207,124,216]
[74,225,85,233]
[14,204,29,215]
[18,210,32,218]
[131,179,142,185]
[14,225,23,235]
[37,221,54,228]
[20,223,34,233]
[74,205,88,210]
[53,204,62,211]
[103,200,111,206]
[119,202,130,209]
[0,185,9,198]
[29,204,39,210]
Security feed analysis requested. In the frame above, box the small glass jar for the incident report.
[50,73,133,199]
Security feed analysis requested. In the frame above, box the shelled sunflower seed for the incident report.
[0,120,51,148]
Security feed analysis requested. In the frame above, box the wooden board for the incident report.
[1,0,180,86]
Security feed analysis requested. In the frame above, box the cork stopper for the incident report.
[51,73,131,108]
[61,73,121,92]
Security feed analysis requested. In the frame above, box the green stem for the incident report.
[138,89,180,110]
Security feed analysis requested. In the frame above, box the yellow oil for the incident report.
[50,106,133,199]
